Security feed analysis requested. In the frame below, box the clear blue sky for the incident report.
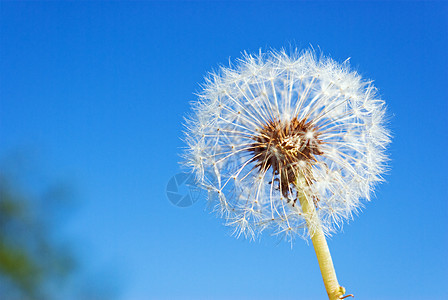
[1,1,447,299]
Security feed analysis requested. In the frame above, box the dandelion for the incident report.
[182,49,390,299]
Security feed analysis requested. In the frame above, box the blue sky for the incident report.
[1,1,447,299]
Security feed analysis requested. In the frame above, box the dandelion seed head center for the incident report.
[250,117,323,194]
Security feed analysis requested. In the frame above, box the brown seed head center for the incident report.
[249,116,323,199]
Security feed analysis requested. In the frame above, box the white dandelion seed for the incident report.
[182,49,390,299]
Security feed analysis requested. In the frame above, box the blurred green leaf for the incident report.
[0,169,73,299]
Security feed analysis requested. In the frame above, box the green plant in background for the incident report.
[0,170,74,300]
[0,156,120,300]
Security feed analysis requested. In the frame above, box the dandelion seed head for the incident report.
[183,49,390,241]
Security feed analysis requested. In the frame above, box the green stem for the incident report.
[296,182,346,300]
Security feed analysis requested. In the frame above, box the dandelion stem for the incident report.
[296,180,347,300]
